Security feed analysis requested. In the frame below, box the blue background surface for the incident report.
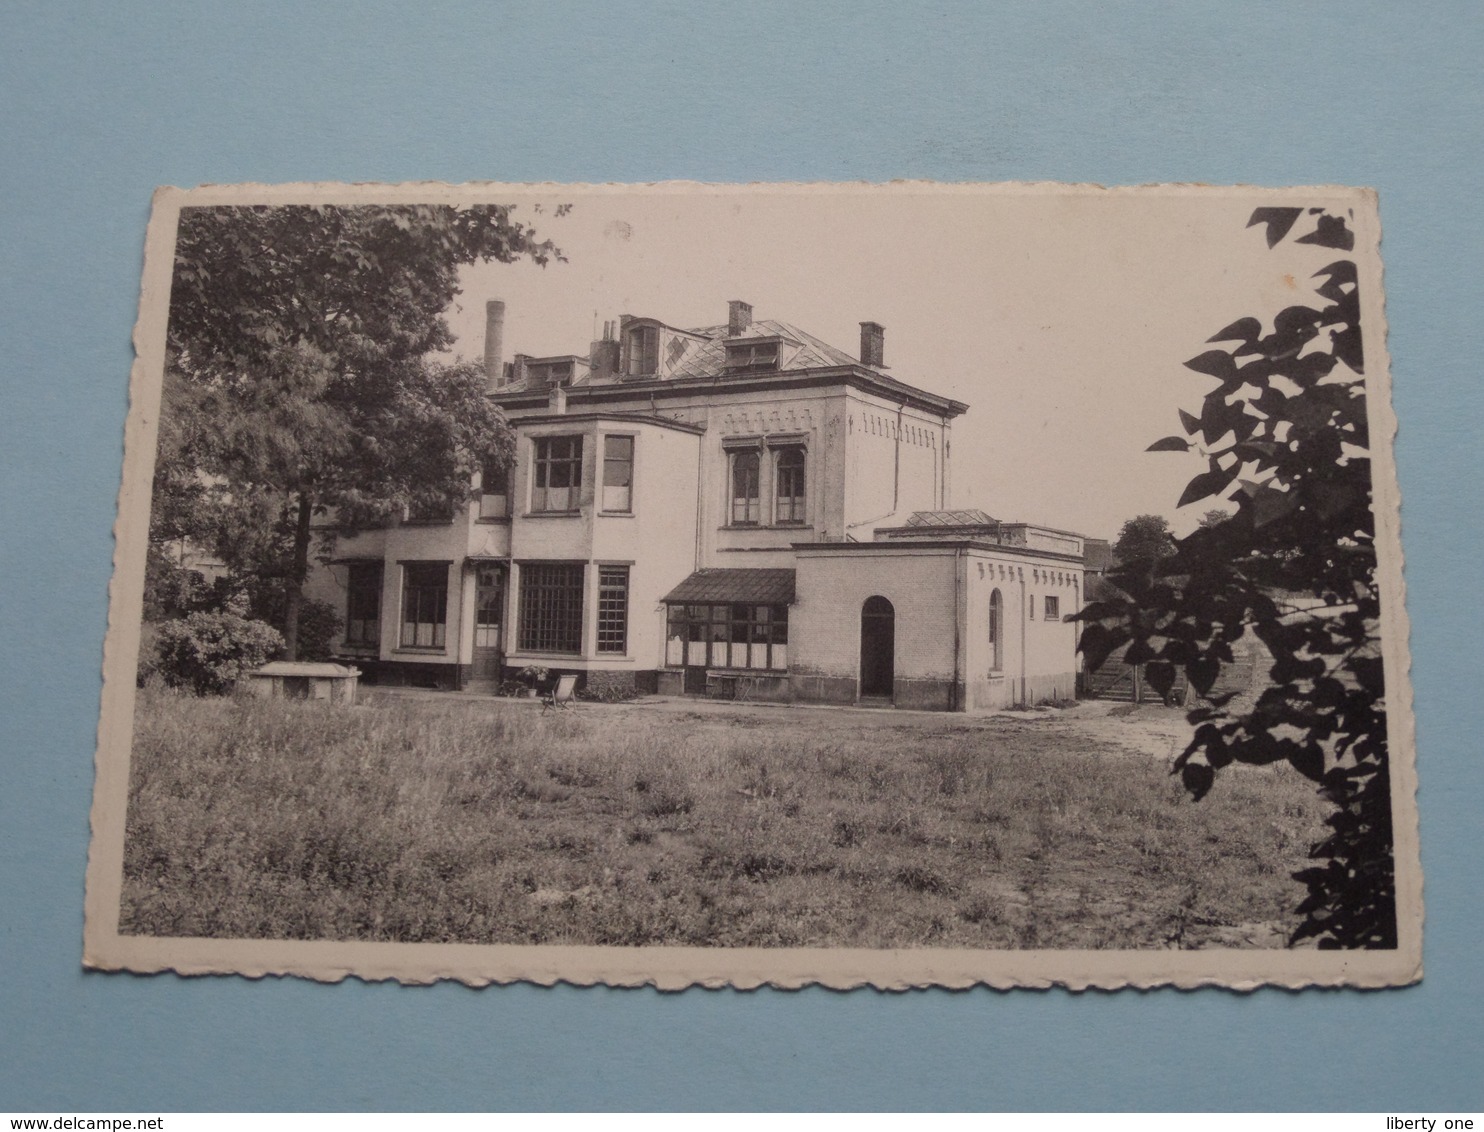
[3,0,1480,1111]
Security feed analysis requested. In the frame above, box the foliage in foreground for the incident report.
[146,612,284,695]
[155,203,566,657]
[122,690,1327,949]
[1078,206,1393,948]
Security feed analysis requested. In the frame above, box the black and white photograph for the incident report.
[85,181,1419,988]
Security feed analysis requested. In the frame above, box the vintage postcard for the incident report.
[85,181,1420,988]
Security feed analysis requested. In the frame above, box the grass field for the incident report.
[121,686,1330,949]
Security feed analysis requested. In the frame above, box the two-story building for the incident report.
[305,299,1085,710]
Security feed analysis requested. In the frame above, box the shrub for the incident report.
[291,599,342,662]
[152,612,284,694]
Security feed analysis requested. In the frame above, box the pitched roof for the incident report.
[903,509,1000,528]
[662,320,867,379]
[662,568,797,605]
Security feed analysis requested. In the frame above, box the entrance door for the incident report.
[472,563,505,683]
[859,595,895,699]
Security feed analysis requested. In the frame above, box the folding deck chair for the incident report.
[541,673,578,714]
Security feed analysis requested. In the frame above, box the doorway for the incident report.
[471,563,505,684]
[859,595,895,700]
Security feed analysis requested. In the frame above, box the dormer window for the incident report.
[725,339,780,374]
[527,360,573,387]
[626,324,659,376]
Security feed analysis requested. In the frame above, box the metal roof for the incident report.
[662,568,797,605]
[663,320,866,379]
[903,509,1000,528]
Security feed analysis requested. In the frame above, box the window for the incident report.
[1044,595,1060,621]
[602,435,634,512]
[725,340,779,374]
[774,446,806,524]
[596,566,629,653]
[665,603,788,671]
[400,563,448,649]
[527,360,573,387]
[518,563,584,653]
[474,564,503,648]
[730,449,760,525]
[988,588,1003,671]
[532,435,582,512]
[479,459,509,519]
[627,325,658,375]
[345,562,382,647]
[1028,594,1035,620]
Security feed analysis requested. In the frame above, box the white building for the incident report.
[306,299,1085,709]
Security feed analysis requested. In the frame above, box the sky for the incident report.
[441,185,1374,542]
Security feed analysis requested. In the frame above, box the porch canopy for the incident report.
[662,568,794,672]
[662,567,795,605]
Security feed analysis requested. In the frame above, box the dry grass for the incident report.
[121,686,1330,949]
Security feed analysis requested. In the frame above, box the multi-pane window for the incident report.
[988,588,1003,671]
[474,564,503,649]
[627,325,658,375]
[730,449,761,525]
[596,566,629,654]
[400,563,447,649]
[774,446,806,524]
[725,341,779,374]
[345,562,382,647]
[665,603,788,671]
[1044,595,1060,621]
[479,459,509,519]
[602,435,634,512]
[532,435,582,512]
[518,563,584,653]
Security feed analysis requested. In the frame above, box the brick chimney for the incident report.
[589,319,620,381]
[484,300,506,391]
[859,321,885,367]
[728,300,753,337]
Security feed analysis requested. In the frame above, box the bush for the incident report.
[152,612,284,695]
[291,599,342,662]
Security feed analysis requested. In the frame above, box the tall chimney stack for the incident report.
[859,321,885,368]
[728,300,753,337]
[589,318,620,380]
[484,300,506,391]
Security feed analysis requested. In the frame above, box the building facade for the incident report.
[305,299,1085,709]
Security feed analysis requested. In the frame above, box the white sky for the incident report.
[444,185,1365,542]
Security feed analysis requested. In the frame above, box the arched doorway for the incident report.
[859,595,895,700]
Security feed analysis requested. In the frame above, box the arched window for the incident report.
[774,446,806,524]
[730,449,760,525]
[988,588,1003,672]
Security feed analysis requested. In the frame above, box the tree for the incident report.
[1078,205,1393,948]
[157,203,565,657]
[1197,508,1231,530]
[1111,514,1177,569]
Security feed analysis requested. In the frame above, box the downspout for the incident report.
[893,401,904,513]
[1019,570,1028,707]
[938,414,950,509]
[452,562,465,691]
[952,546,964,711]
[693,425,705,570]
